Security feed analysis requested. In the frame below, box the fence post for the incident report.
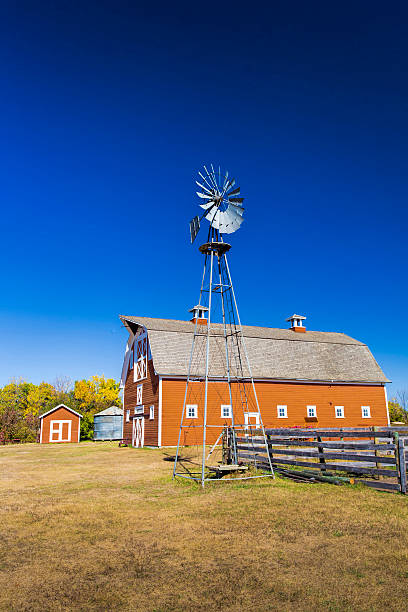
[317,435,326,472]
[373,426,381,480]
[397,434,407,494]
[267,433,272,463]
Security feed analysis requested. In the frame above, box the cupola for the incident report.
[286,314,306,333]
[189,305,208,325]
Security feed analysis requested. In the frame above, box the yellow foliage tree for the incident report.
[74,375,121,413]
[26,382,56,417]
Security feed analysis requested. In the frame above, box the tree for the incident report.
[388,398,407,424]
[26,382,56,417]
[74,375,122,413]
[0,379,37,442]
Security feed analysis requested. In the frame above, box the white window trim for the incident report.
[149,405,154,420]
[277,405,288,418]
[186,404,198,419]
[307,405,317,418]
[126,409,130,423]
[335,406,345,418]
[134,405,143,414]
[361,405,371,418]
[49,420,71,443]
[221,404,232,418]
[136,384,143,406]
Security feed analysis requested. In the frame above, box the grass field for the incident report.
[1,442,408,611]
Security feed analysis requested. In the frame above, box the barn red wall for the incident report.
[123,355,159,445]
[161,379,388,446]
[40,407,80,444]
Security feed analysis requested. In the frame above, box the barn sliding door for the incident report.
[132,417,144,448]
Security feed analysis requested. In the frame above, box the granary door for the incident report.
[244,413,260,431]
[132,417,144,448]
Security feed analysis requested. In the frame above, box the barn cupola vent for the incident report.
[189,305,208,325]
[286,314,306,333]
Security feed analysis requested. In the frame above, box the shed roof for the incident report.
[120,315,389,384]
[39,404,82,419]
[94,406,124,417]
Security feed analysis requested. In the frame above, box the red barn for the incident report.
[119,314,390,448]
[39,404,82,444]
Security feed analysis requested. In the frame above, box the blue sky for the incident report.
[0,1,407,395]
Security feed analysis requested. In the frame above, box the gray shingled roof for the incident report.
[120,316,389,384]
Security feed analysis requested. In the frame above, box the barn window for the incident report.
[134,332,148,382]
[361,406,371,418]
[129,350,133,370]
[277,405,287,418]
[335,406,344,418]
[221,405,232,418]
[136,384,143,405]
[149,405,154,420]
[307,405,317,418]
[126,410,130,422]
[134,406,143,414]
[186,405,197,419]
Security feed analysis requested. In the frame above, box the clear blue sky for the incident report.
[1,1,407,395]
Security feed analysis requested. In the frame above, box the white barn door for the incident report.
[49,420,71,442]
[132,417,144,448]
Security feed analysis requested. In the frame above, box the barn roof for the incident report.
[120,316,389,384]
[94,406,123,416]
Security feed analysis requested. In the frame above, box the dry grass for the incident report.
[1,443,408,611]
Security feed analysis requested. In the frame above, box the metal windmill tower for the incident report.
[173,165,274,487]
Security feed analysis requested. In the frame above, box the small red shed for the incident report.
[39,404,82,444]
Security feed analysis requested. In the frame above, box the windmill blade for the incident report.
[218,206,245,233]
[196,180,213,196]
[229,203,244,216]
[228,197,244,204]
[200,200,216,210]
[210,163,218,187]
[204,165,218,192]
[228,186,240,196]
[196,191,213,199]
[189,215,200,243]
[222,170,229,191]
[205,208,221,229]
[198,171,214,191]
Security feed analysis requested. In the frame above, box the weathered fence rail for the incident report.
[233,426,408,493]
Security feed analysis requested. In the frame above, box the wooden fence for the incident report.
[233,427,408,493]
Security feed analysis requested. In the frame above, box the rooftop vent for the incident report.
[286,313,306,333]
[189,305,208,325]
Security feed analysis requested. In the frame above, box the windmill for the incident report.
[173,165,274,487]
